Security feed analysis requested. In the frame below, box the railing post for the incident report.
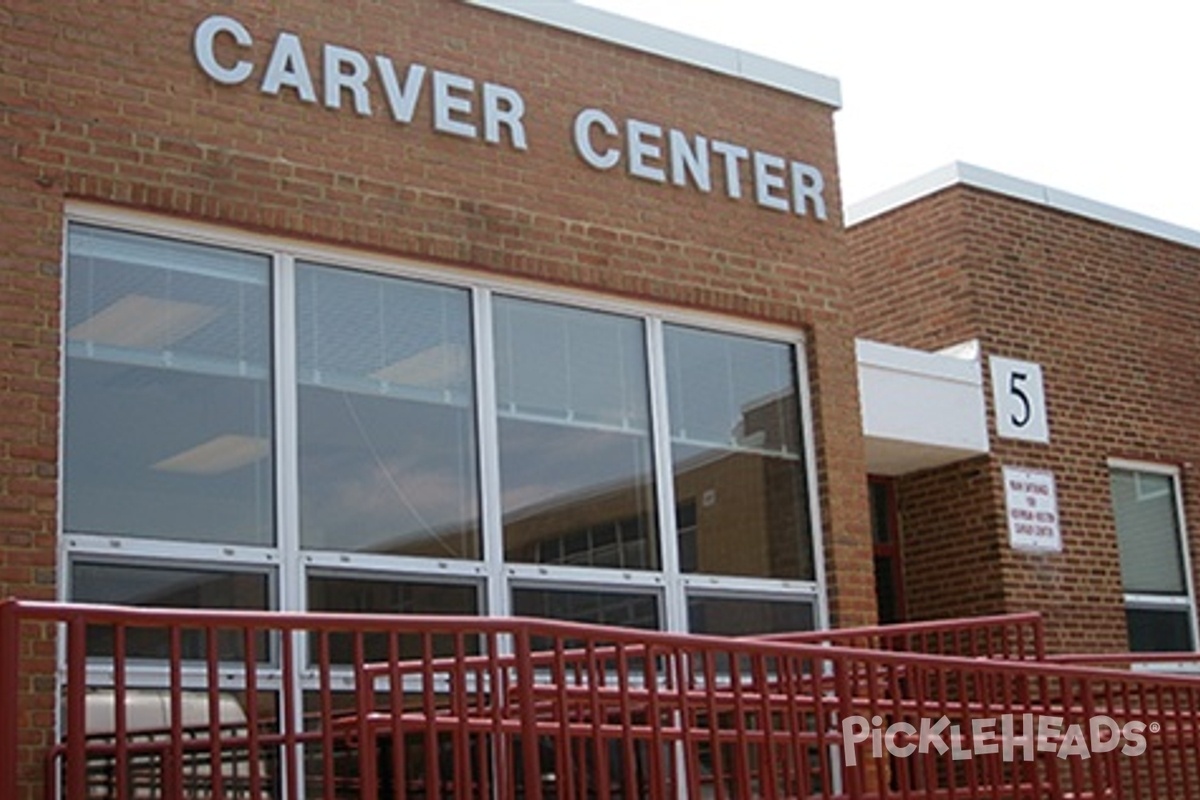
[834,655,862,800]
[0,600,19,800]
[514,624,543,800]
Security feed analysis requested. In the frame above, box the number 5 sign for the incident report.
[989,357,1049,443]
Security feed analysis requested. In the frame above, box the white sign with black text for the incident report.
[990,356,1049,443]
[1003,467,1061,553]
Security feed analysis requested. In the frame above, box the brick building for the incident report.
[850,163,1200,655]
[2,0,1199,791]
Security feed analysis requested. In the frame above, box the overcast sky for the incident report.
[580,1,1200,232]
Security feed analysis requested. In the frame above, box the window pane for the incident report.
[494,299,658,569]
[308,575,479,616]
[308,575,480,661]
[665,326,812,580]
[512,587,660,631]
[687,596,814,636]
[1112,469,1186,594]
[64,225,273,545]
[1127,607,1193,652]
[870,481,894,545]
[71,561,270,660]
[297,265,479,559]
[874,556,899,625]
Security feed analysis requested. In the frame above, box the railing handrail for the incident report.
[8,598,1200,800]
[5,598,1198,686]
[754,610,1043,642]
[1048,651,1200,666]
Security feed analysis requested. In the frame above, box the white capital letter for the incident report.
[626,119,666,183]
[711,140,748,200]
[432,71,477,139]
[753,151,789,211]
[669,130,711,192]
[375,57,426,124]
[482,83,527,150]
[262,32,316,103]
[323,44,372,115]
[573,108,620,170]
[791,161,828,220]
[194,15,253,85]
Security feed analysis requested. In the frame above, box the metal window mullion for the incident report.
[274,253,301,613]
[1167,470,1200,650]
[647,318,686,633]
[272,252,307,799]
[1125,594,1194,608]
[504,563,666,590]
[795,335,831,632]
[475,288,509,630]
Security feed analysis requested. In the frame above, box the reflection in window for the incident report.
[297,266,479,558]
[494,298,658,569]
[308,575,480,661]
[64,225,273,545]
[72,561,271,660]
[512,587,660,631]
[1112,467,1195,651]
[687,595,814,636]
[665,326,812,580]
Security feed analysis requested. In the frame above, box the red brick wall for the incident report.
[850,184,1200,654]
[2,2,872,792]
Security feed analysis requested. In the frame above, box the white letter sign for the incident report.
[990,356,1049,443]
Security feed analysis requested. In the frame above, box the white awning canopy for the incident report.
[857,339,989,476]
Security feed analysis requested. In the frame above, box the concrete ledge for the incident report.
[847,162,1200,250]
[464,0,842,107]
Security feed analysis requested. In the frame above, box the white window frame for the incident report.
[58,201,829,650]
[1110,458,1200,656]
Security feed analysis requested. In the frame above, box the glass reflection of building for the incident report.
[63,223,821,640]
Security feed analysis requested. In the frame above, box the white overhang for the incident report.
[857,339,989,476]
[463,0,842,108]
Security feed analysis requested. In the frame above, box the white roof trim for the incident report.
[846,162,1200,250]
[464,0,842,108]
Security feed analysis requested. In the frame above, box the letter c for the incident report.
[573,108,620,170]
[194,15,254,85]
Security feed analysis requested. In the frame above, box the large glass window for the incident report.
[664,326,812,580]
[1111,465,1196,652]
[64,225,273,545]
[296,265,479,558]
[494,298,659,570]
[62,219,822,644]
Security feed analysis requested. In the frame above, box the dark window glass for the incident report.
[297,265,479,559]
[687,596,814,636]
[308,575,480,662]
[874,555,898,625]
[71,561,270,660]
[1127,608,1193,652]
[494,299,658,570]
[665,326,812,580]
[65,225,273,545]
[870,481,893,545]
[512,587,660,632]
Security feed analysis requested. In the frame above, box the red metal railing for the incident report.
[756,611,1047,662]
[2,599,1199,799]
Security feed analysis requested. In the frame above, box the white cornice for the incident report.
[847,162,1200,250]
[464,0,842,108]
